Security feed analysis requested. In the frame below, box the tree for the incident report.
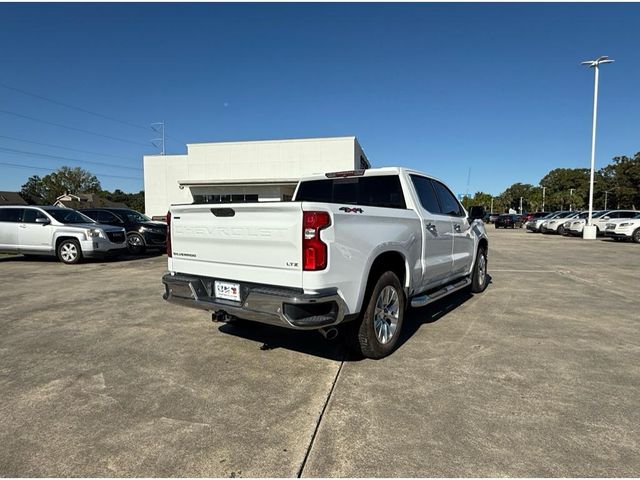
[608,153,640,209]
[37,166,101,204]
[498,183,536,213]
[539,168,590,211]
[20,175,45,204]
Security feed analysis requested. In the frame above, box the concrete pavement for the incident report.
[0,229,638,476]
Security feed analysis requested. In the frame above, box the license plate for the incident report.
[214,281,241,302]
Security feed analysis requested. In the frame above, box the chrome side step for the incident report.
[410,277,471,308]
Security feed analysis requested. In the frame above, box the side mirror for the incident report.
[35,217,50,225]
[602,216,610,220]
[469,206,485,221]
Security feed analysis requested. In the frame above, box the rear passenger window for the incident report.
[410,175,442,213]
[295,175,406,209]
[431,181,465,217]
[0,208,23,222]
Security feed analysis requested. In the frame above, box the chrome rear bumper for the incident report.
[162,272,347,330]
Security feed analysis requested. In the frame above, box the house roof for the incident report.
[0,191,27,205]
[54,193,128,209]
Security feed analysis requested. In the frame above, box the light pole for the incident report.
[490,197,494,214]
[581,56,614,239]
[519,196,523,215]
[541,186,546,212]
[604,190,609,210]
[569,188,575,211]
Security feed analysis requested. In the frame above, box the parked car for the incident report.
[604,213,640,243]
[162,167,489,359]
[495,214,523,229]
[540,211,580,234]
[488,213,501,223]
[526,211,563,232]
[566,210,606,236]
[588,210,640,236]
[0,205,127,264]
[523,211,551,223]
[80,207,167,254]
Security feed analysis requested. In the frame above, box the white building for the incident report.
[143,136,370,217]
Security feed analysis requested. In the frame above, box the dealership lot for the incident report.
[0,229,639,476]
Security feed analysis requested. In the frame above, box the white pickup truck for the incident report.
[162,167,489,358]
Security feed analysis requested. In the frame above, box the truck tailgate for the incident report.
[169,202,303,288]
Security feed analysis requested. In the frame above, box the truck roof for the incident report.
[300,166,442,183]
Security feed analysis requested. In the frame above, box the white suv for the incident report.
[590,210,640,236]
[0,206,127,264]
[604,213,640,243]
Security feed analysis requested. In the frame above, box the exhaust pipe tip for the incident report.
[319,327,339,341]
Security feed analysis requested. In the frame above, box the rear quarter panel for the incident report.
[302,201,421,315]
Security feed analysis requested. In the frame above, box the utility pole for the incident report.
[604,190,610,210]
[541,186,546,212]
[490,197,494,214]
[581,56,614,239]
[519,196,523,215]
[151,122,165,155]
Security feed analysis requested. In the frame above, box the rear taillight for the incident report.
[303,211,330,271]
[166,211,172,257]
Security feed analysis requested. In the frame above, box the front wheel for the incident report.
[127,233,146,254]
[57,239,82,264]
[632,228,640,244]
[471,247,488,293]
[557,225,565,235]
[349,271,405,359]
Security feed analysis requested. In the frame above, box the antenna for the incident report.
[465,167,471,198]
[151,121,165,155]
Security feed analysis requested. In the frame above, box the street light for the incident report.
[581,56,614,239]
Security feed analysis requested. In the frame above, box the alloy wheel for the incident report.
[374,285,400,344]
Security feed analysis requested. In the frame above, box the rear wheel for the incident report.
[57,239,82,264]
[349,271,405,359]
[632,228,640,244]
[557,225,565,235]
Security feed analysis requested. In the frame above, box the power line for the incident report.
[0,134,136,161]
[0,146,142,173]
[0,161,141,181]
[0,109,151,147]
[0,82,188,146]
[0,81,149,131]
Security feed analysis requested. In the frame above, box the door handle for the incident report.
[426,223,438,234]
[453,224,461,233]
[18,224,27,229]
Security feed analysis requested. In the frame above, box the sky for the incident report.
[0,3,638,196]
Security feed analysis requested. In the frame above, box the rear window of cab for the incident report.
[295,175,406,209]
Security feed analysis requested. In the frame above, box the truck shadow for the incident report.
[217,278,490,362]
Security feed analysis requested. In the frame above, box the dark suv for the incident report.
[80,208,167,254]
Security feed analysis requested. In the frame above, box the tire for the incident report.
[495,224,499,229]
[57,239,82,264]
[127,233,146,254]
[349,271,405,360]
[632,228,640,244]
[557,225,565,235]
[471,247,488,293]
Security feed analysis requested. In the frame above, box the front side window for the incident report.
[431,181,464,217]
[22,209,48,223]
[45,209,95,224]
